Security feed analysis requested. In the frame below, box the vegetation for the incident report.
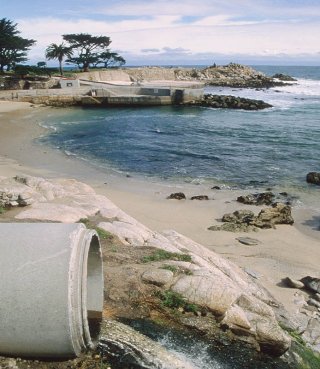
[0,18,125,75]
[156,290,199,313]
[281,327,320,369]
[142,249,192,263]
[294,342,320,369]
[45,43,73,75]
[0,206,5,214]
[0,18,35,72]
[161,264,178,273]
[95,227,114,240]
[62,33,125,71]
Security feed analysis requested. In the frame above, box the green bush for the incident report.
[0,206,5,214]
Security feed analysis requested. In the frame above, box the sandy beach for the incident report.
[0,100,319,315]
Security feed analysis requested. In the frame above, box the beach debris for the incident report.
[167,192,186,200]
[190,195,209,200]
[208,203,294,232]
[306,172,320,185]
[283,277,304,289]
[236,237,261,246]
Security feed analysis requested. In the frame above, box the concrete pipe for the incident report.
[0,223,104,359]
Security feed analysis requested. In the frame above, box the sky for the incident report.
[2,0,320,66]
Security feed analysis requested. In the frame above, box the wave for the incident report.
[271,79,320,97]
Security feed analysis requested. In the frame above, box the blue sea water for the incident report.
[38,66,320,193]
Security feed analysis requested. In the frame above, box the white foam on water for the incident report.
[272,79,320,97]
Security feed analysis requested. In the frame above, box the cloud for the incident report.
[162,47,191,54]
[141,48,161,53]
[13,0,320,65]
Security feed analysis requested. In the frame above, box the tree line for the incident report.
[0,18,126,75]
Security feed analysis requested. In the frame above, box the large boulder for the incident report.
[254,203,294,228]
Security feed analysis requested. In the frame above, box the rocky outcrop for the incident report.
[0,174,292,356]
[272,74,297,82]
[175,63,288,88]
[209,203,294,232]
[237,192,275,206]
[187,94,272,110]
[75,64,289,89]
[306,172,320,185]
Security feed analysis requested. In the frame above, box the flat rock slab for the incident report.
[236,237,261,246]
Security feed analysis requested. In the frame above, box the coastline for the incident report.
[0,101,320,316]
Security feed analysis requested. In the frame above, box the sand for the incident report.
[0,100,319,315]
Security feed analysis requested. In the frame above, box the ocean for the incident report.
[38,65,320,207]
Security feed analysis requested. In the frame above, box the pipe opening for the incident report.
[86,234,103,344]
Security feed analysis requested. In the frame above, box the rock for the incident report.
[189,94,272,110]
[300,276,320,294]
[208,223,258,232]
[237,192,275,206]
[244,268,262,279]
[283,277,304,289]
[220,305,252,333]
[167,192,186,200]
[222,210,255,224]
[306,172,320,185]
[1,174,292,356]
[172,275,240,316]
[142,269,174,286]
[254,203,294,228]
[211,185,221,190]
[272,73,297,82]
[210,203,293,232]
[236,237,261,246]
[99,319,194,369]
[302,318,320,353]
[307,299,320,309]
[314,293,320,302]
[190,195,209,200]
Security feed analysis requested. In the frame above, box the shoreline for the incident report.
[0,101,320,316]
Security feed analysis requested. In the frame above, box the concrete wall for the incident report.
[78,70,132,82]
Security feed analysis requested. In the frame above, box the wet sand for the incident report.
[0,100,319,315]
